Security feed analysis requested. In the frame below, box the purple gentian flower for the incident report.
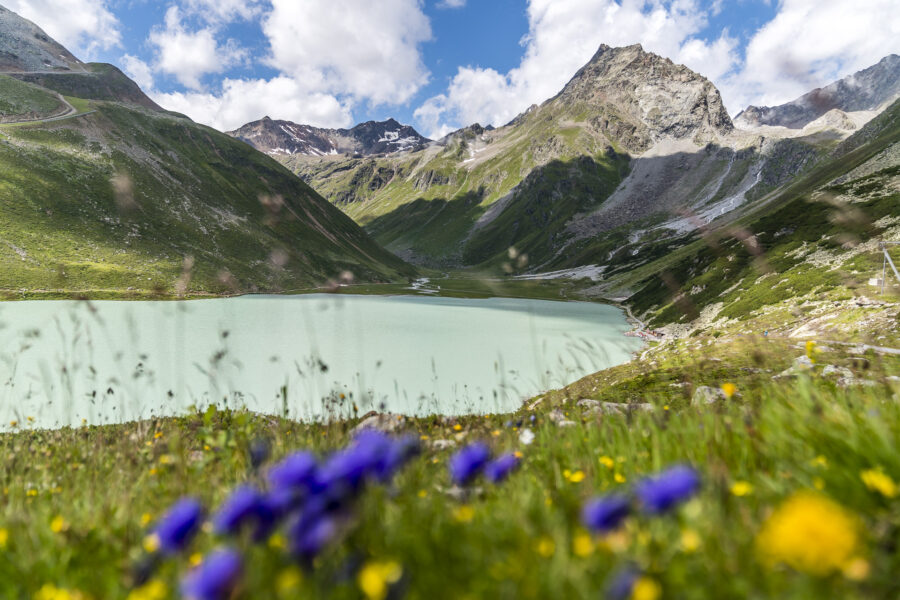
[249,438,271,470]
[377,435,421,481]
[449,442,491,486]
[154,497,203,554]
[581,494,630,532]
[212,486,275,540]
[181,548,242,600]
[268,451,319,492]
[288,513,337,561]
[635,465,701,514]
[484,453,520,483]
[605,566,640,600]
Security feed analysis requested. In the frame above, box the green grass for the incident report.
[2,337,899,599]
[0,75,64,119]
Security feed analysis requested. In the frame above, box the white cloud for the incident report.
[120,54,154,91]
[415,0,738,136]
[720,0,900,111]
[152,77,354,132]
[262,0,432,106]
[437,0,467,8]
[4,0,120,58]
[149,6,247,91]
[182,0,265,24]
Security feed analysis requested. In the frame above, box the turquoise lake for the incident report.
[0,294,642,429]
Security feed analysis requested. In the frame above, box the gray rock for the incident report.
[576,399,601,410]
[352,412,404,434]
[557,420,578,427]
[793,355,815,370]
[691,386,726,406]
[837,377,878,388]
[430,439,456,450]
[548,409,568,423]
[822,365,853,379]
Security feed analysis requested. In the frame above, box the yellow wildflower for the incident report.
[572,532,594,557]
[721,383,737,399]
[453,505,475,523]
[842,557,870,581]
[491,429,501,437]
[276,567,303,596]
[860,469,897,498]
[536,536,555,557]
[27,489,38,497]
[453,424,462,432]
[357,560,402,600]
[564,469,585,483]
[0,528,8,549]
[50,516,68,534]
[34,584,87,600]
[756,492,859,575]
[143,534,160,554]
[599,455,615,469]
[417,489,427,498]
[9,421,17,427]
[805,340,818,363]
[680,528,701,553]
[731,481,754,497]
[140,513,152,527]
[189,553,203,567]
[813,477,825,490]
[268,533,286,550]
[812,455,828,468]
[631,577,662,600]
[158,455,174,465]
[126,580,167,600]
[614,473,626,484]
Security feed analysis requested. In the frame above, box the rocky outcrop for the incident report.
[0,5,86,72]
[735,54,900,129]
[228,117,430,157]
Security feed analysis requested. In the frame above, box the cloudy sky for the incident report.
[10,0,899,137]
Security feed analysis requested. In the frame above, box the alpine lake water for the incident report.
[0,294,642,429]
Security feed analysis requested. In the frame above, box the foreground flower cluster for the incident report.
[140,430,420,599]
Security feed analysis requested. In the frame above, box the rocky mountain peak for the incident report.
[551,43,733,152]
[735,54,900,129]
[0,5,86,72]
[228,117,430,158]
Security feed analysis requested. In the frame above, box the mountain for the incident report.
[269,44,833,269]
[0,5,85,72]
[0,6,413,297]
[228,117,430,157]
[734,54,900,129]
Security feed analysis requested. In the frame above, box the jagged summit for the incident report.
[545,43,733,152]
[228,117,431,157]
[0,5,86,72]
[735,54,900,129]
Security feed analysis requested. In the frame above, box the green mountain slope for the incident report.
[0,6,413,298]
[277,45,832,271]
[0,102,413,296]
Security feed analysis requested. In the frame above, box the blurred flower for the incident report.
[518,428,535,445]
[614,473,626,484]
[358,560,403,600]
[731,481,754,497]
[599,456,615,469]
[0,528,7,549]
[453,424,462,432]
[536,536,555,557]
[842,557,870,581]
[582,495,630,532]
[140,513,152,527]
[605,566,639,600]
[288,514,337,561]
[449,443,490,486]
[276,567,303,596]
[485,453,520,483]
[572,531,594,557]
[680,528,701,553]
[50,516,68,534]
[268,452,318,493]
[453,505,475,523]
[126,579,167,600]
[806,341,818,363]
[249,438,271,470]
[181,548,242,600]
[212,486,274,540]
[153,498,203,554]
[635,465,700,514]
[33,584,86,600]
[756,492,859,575]
[721,383,737,399]
[564,469,585,483]
[861,469,897,498]
[632,577,662,600]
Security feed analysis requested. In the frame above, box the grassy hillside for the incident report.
[0,74,64,121]
[0,96,414,298]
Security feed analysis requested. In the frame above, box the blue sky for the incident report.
[8,0,899,136]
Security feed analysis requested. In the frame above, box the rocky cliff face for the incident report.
[228,117,430,157]
[0,5,86,72]
[735,54,900,129]
[548,44,734,152]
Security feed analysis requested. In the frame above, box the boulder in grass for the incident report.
[352,412,404,434]
[822,365,853,379]
[691,386,726,407]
